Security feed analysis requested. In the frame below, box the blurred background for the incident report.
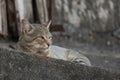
[0,0,120,71]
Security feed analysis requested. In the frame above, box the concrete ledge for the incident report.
[0,48,120,80]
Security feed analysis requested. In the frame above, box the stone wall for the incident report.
[0,48,120,80]
[52,0,120,40]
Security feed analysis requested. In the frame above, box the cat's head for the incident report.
[21,19,52,53]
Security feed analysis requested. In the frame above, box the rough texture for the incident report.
[0,48,120,80]
[52,0,120,40]
[53,0,117,32]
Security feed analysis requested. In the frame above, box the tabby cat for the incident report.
[17,19,91,66]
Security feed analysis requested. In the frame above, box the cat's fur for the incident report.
[17,19,91,66]
[17,20,52,56]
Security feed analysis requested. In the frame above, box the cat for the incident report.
[17,19,91,66]
[17,19,52,56]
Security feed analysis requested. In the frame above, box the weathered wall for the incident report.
[0,48,120,80]
[52,0,120,39]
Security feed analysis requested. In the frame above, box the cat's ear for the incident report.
[46,20,51,29]
[43,20,51,29]
[21,19,34,34]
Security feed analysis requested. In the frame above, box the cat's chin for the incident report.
[39,47,49,52]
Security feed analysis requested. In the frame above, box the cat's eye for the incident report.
[41,36,45,40]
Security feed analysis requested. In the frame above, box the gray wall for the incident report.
[52,0,120,38]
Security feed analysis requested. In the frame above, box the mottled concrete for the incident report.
[53,0,119,32]
[52,0,120,41]
[0,48,120,80]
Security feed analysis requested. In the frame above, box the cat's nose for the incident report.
[47,43,50,47]
[46,40,51,48]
